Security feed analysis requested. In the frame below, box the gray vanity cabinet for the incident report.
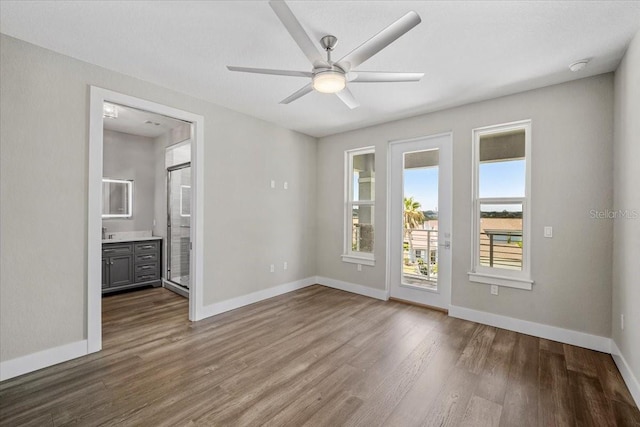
[102,240,161,294]
[102,244,134,290]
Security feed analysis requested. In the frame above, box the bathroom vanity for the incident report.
[102,237,162,294]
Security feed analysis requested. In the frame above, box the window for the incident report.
[342,147,375,265]
[469,120,533,289]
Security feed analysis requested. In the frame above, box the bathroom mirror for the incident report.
[102,178,133,218]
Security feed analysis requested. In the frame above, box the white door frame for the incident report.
[88,87,205,353]
[386,132,453,310]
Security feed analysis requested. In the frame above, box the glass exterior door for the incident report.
[389,134,452,309]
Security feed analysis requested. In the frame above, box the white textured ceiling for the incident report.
[1,1,639,137]
[103,103,188,138]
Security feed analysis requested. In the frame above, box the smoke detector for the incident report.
[569,59,590,72]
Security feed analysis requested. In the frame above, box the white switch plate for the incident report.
[283,181,288,190]
[283,261,288,270]
[491,285,499,295]
[270,180,275,189]
[544,226,553,238]
[270,264,275,273]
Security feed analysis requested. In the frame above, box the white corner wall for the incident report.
[317,75,614,339]
[612,29,640,404]
[0,34,317,365]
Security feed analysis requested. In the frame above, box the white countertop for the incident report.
[102,236,162,244]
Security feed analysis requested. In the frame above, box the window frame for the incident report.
[468,120,533,290]
[342,146,376,266]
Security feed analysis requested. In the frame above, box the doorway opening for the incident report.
[88,87,205,354]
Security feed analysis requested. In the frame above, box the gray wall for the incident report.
[612,30,640,385]
[317,74,614,338]
[0,34,317,362]
[102,129,155,232]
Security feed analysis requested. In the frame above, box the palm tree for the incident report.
[404,197,425,263]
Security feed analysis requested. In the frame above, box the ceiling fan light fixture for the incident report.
[313,70,346,94]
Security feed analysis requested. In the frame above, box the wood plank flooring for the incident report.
[1,285,638,426]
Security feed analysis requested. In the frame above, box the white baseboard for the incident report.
[198,276,316,319]
[449,305,611,353]
[0,340,87,382]
[315,276,388,301]
[611,341,640,407]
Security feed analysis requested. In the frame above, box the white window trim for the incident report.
[342,146,376,265]
[468,120,533,290]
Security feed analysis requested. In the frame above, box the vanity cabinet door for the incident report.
[109,255,134,287]
[102,258,109,289]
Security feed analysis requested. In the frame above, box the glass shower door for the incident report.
[167,163,191,289]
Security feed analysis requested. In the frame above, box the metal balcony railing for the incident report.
[479,229,523,269]
[404,229,438,282]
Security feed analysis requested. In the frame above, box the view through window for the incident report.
[402,149,439,289]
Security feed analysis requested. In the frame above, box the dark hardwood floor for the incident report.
[1,285,638,426]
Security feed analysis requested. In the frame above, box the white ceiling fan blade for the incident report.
[227,66,312,78]
[280,83,314,104]
[269,0,326,66]
[335,87,360,109]
[337,11,421,71]
[348,71,424,83]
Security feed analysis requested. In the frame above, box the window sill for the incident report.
[467,272,533,290]
[342,254,375,267]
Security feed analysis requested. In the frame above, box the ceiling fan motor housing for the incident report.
[320,35,338,51]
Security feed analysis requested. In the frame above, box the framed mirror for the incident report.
[102,178,133,218]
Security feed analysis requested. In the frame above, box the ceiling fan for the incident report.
[227,0,424,109]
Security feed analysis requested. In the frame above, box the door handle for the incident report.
[438,241,451,249]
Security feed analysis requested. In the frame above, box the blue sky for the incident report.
[404,167,439,212]
[403,160,525,212]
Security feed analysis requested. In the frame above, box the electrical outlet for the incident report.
[283,261,288,270]
[621,314,625,330]
[357,264,362,271]
[490,285,499,295]
[270,264,275,273]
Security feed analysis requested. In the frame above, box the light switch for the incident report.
[283,181,288,190]
[544,226,553,238]
[270,180,275,189]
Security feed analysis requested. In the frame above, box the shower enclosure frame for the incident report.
[166,162,191,290]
